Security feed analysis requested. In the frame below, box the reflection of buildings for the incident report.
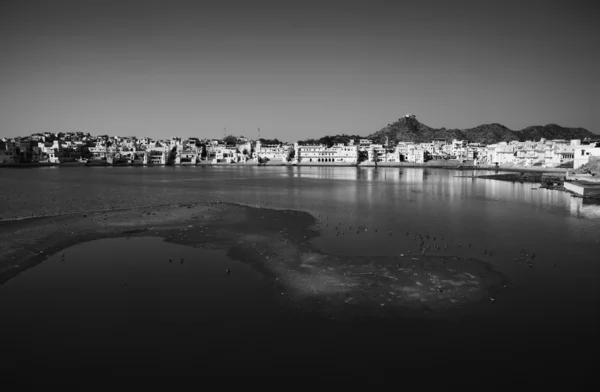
[295,166,360,181]
[569,197,600,220]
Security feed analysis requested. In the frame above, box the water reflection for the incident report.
[570,197,600,221]
[1,166,598,256]
[1,166,599,380]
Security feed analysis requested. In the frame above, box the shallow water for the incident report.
[0,237,288,370]
[1,166,599,382]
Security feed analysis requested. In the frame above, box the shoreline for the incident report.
[0,201,507,319]
[0,161,569,174]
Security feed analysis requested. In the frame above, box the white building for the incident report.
[366,144,386,162]
[254,141,290,162]
[406,145,426,163]
[547,145,575,167]
[574,144,600,168]
[396,142,415,161]
[175,151,198,165]
[147,141,169,165]
[451,139,468,158]
[491,143,516,165]
[295,143,358,164]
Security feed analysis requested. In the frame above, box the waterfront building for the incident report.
[395,142,417,161]
[366,144,386,163]
[419,142,435,154]
[254,140,290,162]
[383,148,401,162]
[432,138,447,151]
[294,143,358,163]
[117,150,148,165]
[402,144,427,163]
[147,141,169,165]
[174,140,200,165]
[236,141,252,161]
[206,142,237,163]
[573,142,600,169]
[451,140,468,157]
[0,141,18,164]
[89,142,108,161]
[176,151,198,165]
[490,143,516,165]
[546,144,575,167]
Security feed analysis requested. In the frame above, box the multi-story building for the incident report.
[206,142,238,163]
[294,143,358,163]
[573,141,600,169]
[546,144,575,167]
[147,141,169,165]
[406,145,426,163]
[254,141,290,162]
[451,139,468,158]
[366,144,386,163]
[396,142,415,161]
[0,141,18,164]
[419,142,435,154]
[490,142,516,165]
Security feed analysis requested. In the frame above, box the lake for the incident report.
[1,166,598,385]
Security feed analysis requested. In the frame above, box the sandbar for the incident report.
[0,202,507,319]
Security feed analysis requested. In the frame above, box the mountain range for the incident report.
[367,116,597,145]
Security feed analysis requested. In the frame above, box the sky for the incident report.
[1,0,598,141]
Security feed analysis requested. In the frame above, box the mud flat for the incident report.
[0,202,506,319]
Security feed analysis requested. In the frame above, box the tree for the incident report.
[223,135,238,145]
[259,138,281,145]
[258,156,270,165]
[372,146,378,167]
[357,150,368,163]
[287,148,295,162]
[168,146,177,164]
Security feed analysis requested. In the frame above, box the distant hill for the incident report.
[367,116,596,145]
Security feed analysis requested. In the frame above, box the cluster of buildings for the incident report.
[293,138,600,169]
[2,131,599,169]
[0,132,257,165]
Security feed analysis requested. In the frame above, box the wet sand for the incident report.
[0,202,506,319]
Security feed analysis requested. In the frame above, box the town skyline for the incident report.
[3,123,599,170]
[1,0,598,140]
[2,114,597,145]
[1,115,598,142]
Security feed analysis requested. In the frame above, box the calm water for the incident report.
[1,166,599,383]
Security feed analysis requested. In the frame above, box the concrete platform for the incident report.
[564,181,600,197]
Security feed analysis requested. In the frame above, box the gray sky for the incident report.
[1,0,598,141]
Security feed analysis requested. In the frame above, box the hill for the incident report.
[367,116,596,145]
